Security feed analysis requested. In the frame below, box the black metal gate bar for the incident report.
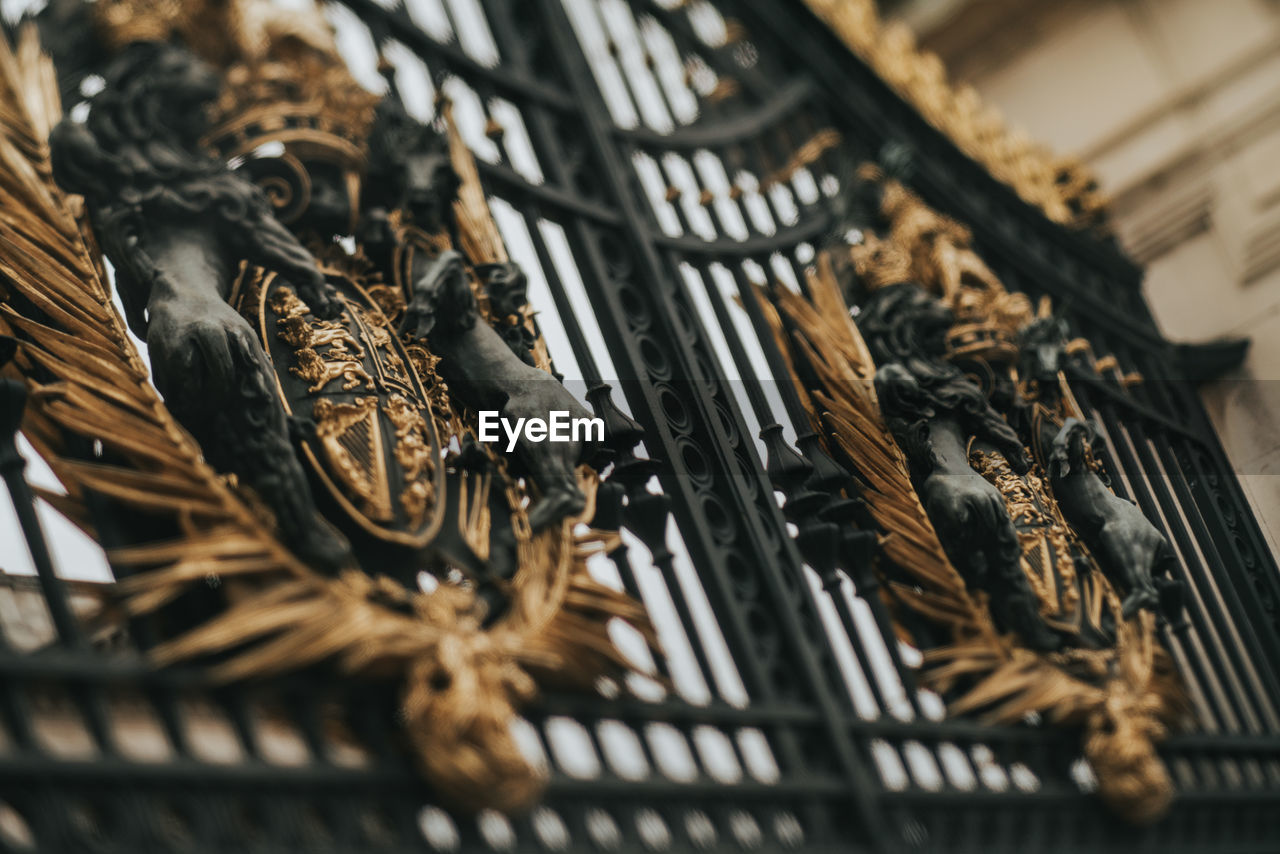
[424,0,885,845]
[529,0,889,840]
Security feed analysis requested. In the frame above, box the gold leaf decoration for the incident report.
[802,0,1110,232]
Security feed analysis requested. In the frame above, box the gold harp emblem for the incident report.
[312,396,393,522]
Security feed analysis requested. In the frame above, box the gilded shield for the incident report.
[235,266,446,548]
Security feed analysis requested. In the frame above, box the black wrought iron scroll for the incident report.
[0,1,1278,852]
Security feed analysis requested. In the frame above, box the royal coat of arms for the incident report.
[0,0,652,811]
[762,164,1189,823]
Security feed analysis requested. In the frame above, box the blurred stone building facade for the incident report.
[888,0,1280,552]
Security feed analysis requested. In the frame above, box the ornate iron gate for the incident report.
[1,1,1279,852]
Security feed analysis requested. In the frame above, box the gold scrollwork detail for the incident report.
[383,394,437,523]
[355,306,409,382]
[970,449,1084,619]
[365,284,407,324]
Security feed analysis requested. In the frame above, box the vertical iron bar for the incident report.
[530,0,890,844]
[0,378,83,648]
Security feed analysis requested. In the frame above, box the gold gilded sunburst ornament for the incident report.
[762,167,1187,823]
[0,1,655,813]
